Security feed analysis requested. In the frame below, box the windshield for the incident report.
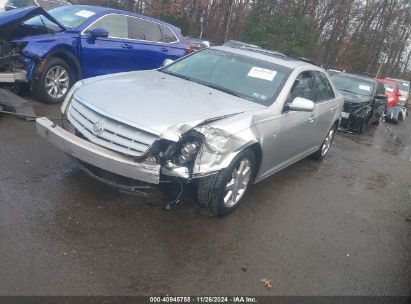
[161,49,291,106]
[397,81,409,92]
[331,74,374,97]
[24,6,98,31]
[383,83,395,93]
[8,0,35,8]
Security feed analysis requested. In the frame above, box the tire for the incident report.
[33,57,73,104]
[197,149,256,216]
[310,124,336,160]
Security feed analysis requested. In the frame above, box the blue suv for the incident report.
[0,5,190,103]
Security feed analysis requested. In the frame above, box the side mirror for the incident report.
[160,58,174,67]
[287,97,315,112]
[89,28,109,39]
[396,92,402,97]
[375,94,387,100]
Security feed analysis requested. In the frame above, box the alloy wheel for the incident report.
[321,128,335,156]
[45,66,69,99]
[223,158,252,208]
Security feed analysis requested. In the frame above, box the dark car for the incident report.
[329,72,387,133]
[0,5,190,103]
[4,0,70,11]
[185,37,212,51]
[223,40,261,49]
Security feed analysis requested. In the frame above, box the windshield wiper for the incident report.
[161,70,196,82]
[198,81,241,97]
[339,89,356,94]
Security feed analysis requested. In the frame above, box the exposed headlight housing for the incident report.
[178,141,200,164]
[61,80,84,114]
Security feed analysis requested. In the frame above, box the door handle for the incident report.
[330,107,336,112]
[160,47,169,52]
[121,43,133,49]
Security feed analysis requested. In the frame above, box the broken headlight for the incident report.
[178,140,200,165]
[162,132,203,166]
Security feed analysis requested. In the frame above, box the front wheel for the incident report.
[33,58,73,104]
[197,149,256,216]
[310,124,336,160]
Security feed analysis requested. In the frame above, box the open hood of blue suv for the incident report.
[0,6,65,39]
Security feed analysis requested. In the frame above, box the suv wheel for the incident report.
[34,58,73,104]
[311,124,336,160]
[197,149,255,216]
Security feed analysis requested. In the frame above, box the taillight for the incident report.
[387,97,397,106]
[181,37,192,54]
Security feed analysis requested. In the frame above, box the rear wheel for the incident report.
[310,124,336,160]
[197,149,255,216]
[33,58,73,104]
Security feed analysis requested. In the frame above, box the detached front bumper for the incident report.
[36,117,161,184]
[0,70,27,83]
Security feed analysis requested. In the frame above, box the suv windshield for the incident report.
[331,74,374,97]
[24,6,98,31]
[382,83,395,93]
[161,49,291,106]
[397,81,409,92]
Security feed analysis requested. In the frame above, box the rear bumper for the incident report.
[36,117,161,184]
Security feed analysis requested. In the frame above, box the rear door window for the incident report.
[313,71,335,102]
[87,14,128,39]
[159,25,177,43]
[128,17,162,42]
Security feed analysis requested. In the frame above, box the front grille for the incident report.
[67,98,159,157]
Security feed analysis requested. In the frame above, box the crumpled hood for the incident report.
[338,90,370,104]
[74,70,264,138]
[0,6,65,40]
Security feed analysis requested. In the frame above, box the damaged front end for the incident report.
[0,6,64,85]
[0,39,27,83]
[37,89,257,194]
[339,101,371,133]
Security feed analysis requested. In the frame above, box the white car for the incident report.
[37,46,343,215]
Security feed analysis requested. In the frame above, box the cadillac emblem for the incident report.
[92,122,104,135]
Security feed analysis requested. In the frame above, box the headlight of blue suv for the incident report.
[61,80,84,114]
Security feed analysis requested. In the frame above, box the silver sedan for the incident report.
[37,46,343,215]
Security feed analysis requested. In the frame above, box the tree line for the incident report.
[75,0,411,79]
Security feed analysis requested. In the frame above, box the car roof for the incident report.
[329,71,378,84]
[214,46,317,70]
[67,5,181,31]
[187,37,209,42]
[376,78,397,85]
[63,5,107,13]
[386,77,410,83]
[57,4,181,33]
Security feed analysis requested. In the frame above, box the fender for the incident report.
[33,49,82,81]
[193,119,260,178]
